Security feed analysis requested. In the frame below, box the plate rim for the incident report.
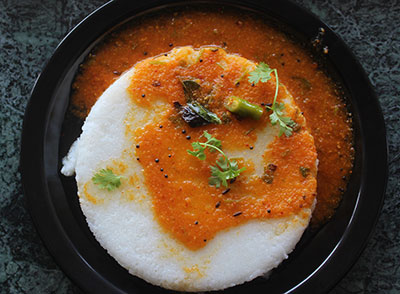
[20,0,388,293]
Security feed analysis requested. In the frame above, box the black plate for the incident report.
[21,0,387,293]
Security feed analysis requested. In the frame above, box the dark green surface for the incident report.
[0,0,399,293]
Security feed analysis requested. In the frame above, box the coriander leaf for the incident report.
[187,131,246,188]
[92,169,122,191]
[274,102,285,114]
[187,132,221,159]
[248,62,296,138]
[248,62,274,85]
[187,142,206,160]
[202,130,222,150]
[216,156,229,170]
[269,111,280,125]
[225,160,246,180]
[187,131,224,160]
[267,102,296,137]
[202,130,213,141]
[209,164,227,188]
[209,157,246,188]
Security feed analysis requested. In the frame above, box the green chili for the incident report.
[224,96,264,120]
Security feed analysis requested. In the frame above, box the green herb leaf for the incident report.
[187,101,222,125]
[182,80,201,102]
[248,63,296,137]
[209,157,245,188]
[267,102,296,137]
[187,142,206,160]
[187,131,245,188]
[92,169,122,191]
[216,156,229,170]
[248,62,274,84]
[181,80,221,126]
[187,131,222,159]
[202,130,222,150]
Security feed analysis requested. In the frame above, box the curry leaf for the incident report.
[182,80,201,102]
[181,80,221,126]
[187,101,221,125]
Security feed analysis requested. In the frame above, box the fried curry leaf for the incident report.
[181,80,221,126]
[187,101,222,125]
[176,102,210,128]
[187,131,245,188]
[182,80,201,102]
[92,169,122,191]
[248,63,295,137]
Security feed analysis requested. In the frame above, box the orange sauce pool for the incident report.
[71,8,353,230]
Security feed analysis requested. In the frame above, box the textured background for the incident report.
[0,0,399,293]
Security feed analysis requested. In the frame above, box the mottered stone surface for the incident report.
[0,0,398,293]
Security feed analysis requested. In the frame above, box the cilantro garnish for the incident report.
[248,62,274,84]
[187,131,246,188]
[187,131,222,160]
[268,102,296,137]
[248,62,295,137]
[209,157,244,188]
[92,168,122,191]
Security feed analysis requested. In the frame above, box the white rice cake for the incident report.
[62,46,317,292]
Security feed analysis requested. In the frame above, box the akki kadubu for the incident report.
[61,7,354,292]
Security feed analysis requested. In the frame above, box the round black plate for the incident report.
[21,0,387,293]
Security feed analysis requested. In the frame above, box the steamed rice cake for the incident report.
[62,46,317,291]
